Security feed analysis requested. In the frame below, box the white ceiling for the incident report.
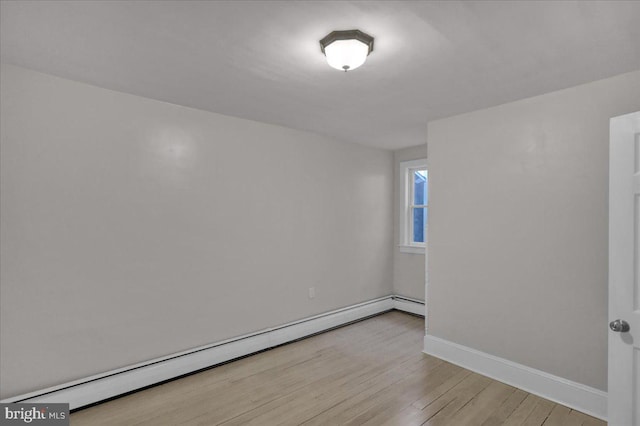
[1,1,639,150]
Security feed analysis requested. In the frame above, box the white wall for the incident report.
[426,70,640,391]
[392,145,427,300]
[0,64,394,398]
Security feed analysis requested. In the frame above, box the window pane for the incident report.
[412,207,427,243]
[413,170,428,205]
[412,207,428,243]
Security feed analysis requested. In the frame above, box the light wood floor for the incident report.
[71,311,605,426]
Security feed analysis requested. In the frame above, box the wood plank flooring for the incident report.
[71,311,605,425]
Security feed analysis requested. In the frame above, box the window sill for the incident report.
[399,245,425,254]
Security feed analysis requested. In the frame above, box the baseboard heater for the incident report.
[2,295,425,410]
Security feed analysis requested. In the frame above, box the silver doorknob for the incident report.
[609,319,630,332]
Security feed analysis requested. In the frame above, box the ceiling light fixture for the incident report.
[319,30,374,72]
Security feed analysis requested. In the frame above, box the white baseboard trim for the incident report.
[392,296,425,316]
[2,296,396,410]
[423,334,607,421]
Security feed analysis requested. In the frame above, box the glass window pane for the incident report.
[413,207,424,243]
[413,170,428,205]
[412,207,428,244]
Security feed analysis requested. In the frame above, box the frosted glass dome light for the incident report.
[320,30,374,72]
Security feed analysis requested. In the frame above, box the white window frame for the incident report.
[399,158,427,254]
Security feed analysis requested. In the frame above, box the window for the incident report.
[400,159,427,254]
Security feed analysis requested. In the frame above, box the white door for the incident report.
[609,111,640,425]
